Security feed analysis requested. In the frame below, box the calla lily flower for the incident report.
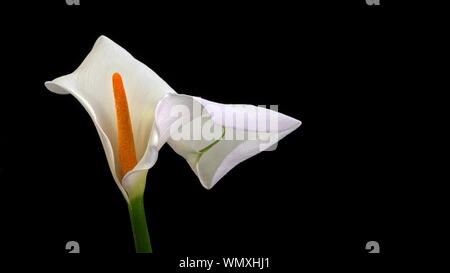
[45,35,301,253]
[45,35,176,252]
[155,94,301,189]
[45,36,175,201]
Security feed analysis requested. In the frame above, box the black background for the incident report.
[0,0,438,269]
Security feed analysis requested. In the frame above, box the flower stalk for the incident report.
[127,193,152,253]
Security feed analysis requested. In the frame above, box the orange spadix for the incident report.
[112,72,137,178]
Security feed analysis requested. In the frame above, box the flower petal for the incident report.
[45,36,175,200]
[155,94,301,189]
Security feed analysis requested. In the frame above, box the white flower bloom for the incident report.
[45,35,175,202]
[155,94,301,189]
[45,35,301,253]
[45,35,301,199]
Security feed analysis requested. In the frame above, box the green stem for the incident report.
[127,194,152,253]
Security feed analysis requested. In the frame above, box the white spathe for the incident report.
[155,94,301,190]
[45,35,175,201]
[45,35,301,200]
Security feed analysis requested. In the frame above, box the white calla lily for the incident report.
[45,35,301,253]
[155,94,301,189]
[45,35,179,253]
[45,35,175,202]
